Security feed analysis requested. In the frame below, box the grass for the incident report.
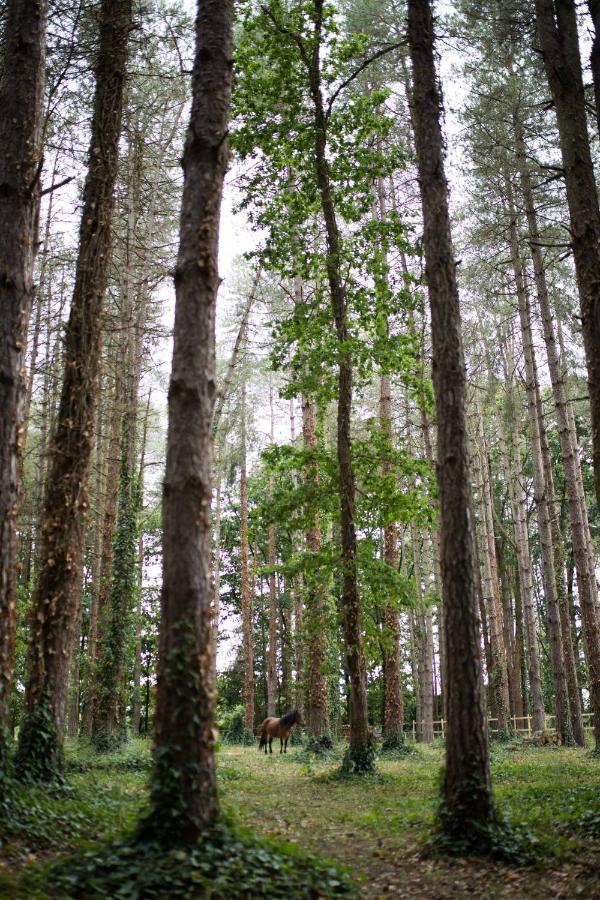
[0,736,599,897]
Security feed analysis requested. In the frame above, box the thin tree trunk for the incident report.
[240,382,254,734]
[302,394,329,738]
[289,397,305,713]
[267,387,278,716]
[407,0,493,836]
[131,392,150,737]
[412,526,434,742]
[499,358,545,732]
[308,0,370,767]
[16,0,131,779]
[474,404,511,735]
[145,0,233,843]
[380,375,404,741]
[0,0,46,769]
[513,121,588,745]
[504,179,571,742]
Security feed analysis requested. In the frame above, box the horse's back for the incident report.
[260,716,278,733]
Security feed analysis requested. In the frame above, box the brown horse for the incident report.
[258,709,305,754]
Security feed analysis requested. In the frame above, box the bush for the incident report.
[218,705,251,745]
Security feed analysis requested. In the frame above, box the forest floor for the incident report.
[0,737,599,898]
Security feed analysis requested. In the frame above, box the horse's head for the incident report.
[293,709,306,727]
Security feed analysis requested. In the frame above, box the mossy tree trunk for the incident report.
[0,0,46,772]
[145,0,233,843]
[16,0,131,780]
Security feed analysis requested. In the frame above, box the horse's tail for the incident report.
[258,721,267,750]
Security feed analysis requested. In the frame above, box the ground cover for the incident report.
[0,737,599,898]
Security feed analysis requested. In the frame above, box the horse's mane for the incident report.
[279,709,298,727]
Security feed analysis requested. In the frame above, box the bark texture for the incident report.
[407,0,493,834]
[535,0,600,746]
[146,0,233,842]
[0,0,46,766]
[16,0,131,779]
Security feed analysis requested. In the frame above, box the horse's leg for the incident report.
[284,737,288,753]
[269,737,273,754]
[280,736,283,754]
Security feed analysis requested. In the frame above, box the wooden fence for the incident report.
[403,712,595,742]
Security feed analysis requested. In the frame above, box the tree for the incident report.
[0,0,46,772]
[15,0,132,780]
[407,0,494,843]
[143,0,234,842]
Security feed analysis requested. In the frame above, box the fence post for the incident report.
[412,721,416,742]
[441,718,445,737]
[527,715,531,736]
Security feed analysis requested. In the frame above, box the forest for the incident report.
[1,0,600,897]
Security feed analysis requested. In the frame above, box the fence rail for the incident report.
[402,712,595,742]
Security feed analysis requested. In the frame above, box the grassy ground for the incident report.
[1,737,599,897]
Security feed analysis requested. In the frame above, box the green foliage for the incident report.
[427,767,535,864]
[379,732,417,758]
[217,705,255,745]
[304,733,334,756]
[13,818,357,899]
[94,438,140,752]
[339,734,376,777]
[14,694,64,783]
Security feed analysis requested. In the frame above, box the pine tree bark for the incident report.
[407,0,493,835]
[512,119,589,745]
[145,0,233,842]
[0,0,46,769]
[16,0,131,779]
[534,12,600,710]
[587,0,600,136]
[499,360,545,732]
[504,181,572,743]
[473,401,512,735]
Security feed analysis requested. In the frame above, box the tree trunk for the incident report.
[380,375,404,741]
[0,0,46,770]
[308,0,370,769]
[412,526,434,742]
[534,4,600,746]
[240,382,255,734]
[513,119,589,745]
[302,395,329,738]
[474,405,512,735]
[407,0,493,837]
[504,180,571,743]
[587,0,600,136]
[145,0,233,843]
[267,387,278,716]
[499,359,545,732]
[16,0,131,780]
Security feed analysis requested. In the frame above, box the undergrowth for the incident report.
[8,818,357,899]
